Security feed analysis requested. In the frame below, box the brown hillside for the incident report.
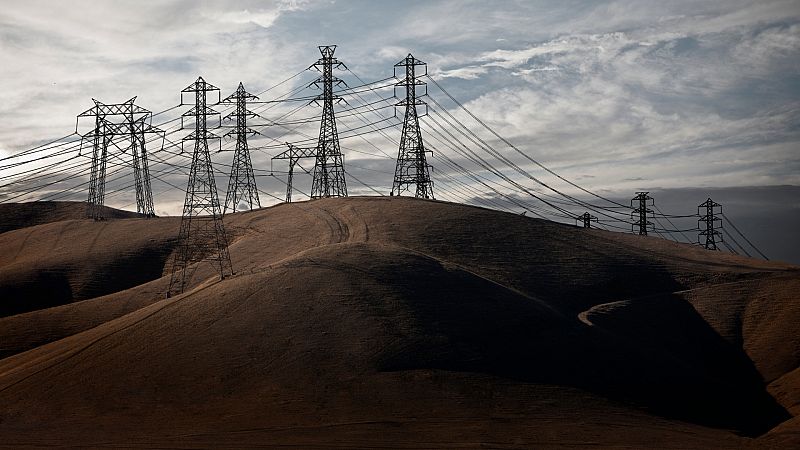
[0,200,140,234]
[0,197,798,448]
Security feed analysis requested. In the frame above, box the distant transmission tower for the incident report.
[83,106,108,220]
[310,45,347,198]
[577,212,598,228]
[77,97,161,220]
[272,143,316,202]
[129,114,156,218]
[392,54,434,199]
[631,192,654,235]
[222,82,261,214]
[168,77,233,296]
[698,197,723,250]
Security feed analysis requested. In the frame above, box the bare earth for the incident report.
[0,197,798,449]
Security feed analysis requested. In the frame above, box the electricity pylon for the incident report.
[83,109,108,221]
[310,45,347,198]
[222,82,260,214]
[631,191,653,235]
[577,212,598,228]
[77,97,161,220]
[392,53,434,199]
[129,115,156,217]
[271,45,348,201]
[698,197,723,250]
[168,77,233,296]
[272,143,316,203]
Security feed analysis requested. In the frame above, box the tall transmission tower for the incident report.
[271,45,348,201]
[392,54,434,199]
[577,212,598,228]
[310,45,347,198]
[698,197,723,250]
[168,77,233,296]
[77,97,161,220]
[631,191,654,235]
[222,82,261,214]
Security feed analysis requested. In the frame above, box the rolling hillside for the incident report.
[0,197,798,448]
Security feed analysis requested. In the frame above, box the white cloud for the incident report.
[435,66,488,80]
[376,46,408,61]
[0,0,798,217]
[215,9,285,28]
[212,1,309,28]
[426,13,800,194]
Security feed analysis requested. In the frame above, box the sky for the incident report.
[0,0,798,262]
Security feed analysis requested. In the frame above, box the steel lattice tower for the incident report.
[698,197,723,250]
[272,143,316,203]
[168,77,233,296]
[310,45,347,198]
[128,110,157,217]
[631,191,654,235]
[577,212,598,228]
[78,97,160,220]
[85,110,109,220]
[392,54,434,199]
[222,82,261,214]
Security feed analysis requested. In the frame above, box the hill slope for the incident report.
[0,200,140,234]
[0,197,798,448]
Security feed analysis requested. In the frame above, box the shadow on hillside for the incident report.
[372,255,788,437]
[0,202,141,234]
[0,270,73,317]
[0,243,175,318]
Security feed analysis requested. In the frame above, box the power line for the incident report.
[426,74,632,211]
[722,213,768,260]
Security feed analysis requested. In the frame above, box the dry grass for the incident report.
[0,197,798,448]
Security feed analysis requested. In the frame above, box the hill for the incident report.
[0,197,798,448]
[0,200,141,234]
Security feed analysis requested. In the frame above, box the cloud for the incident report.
[212,1,310,28]
[215,10,285,28]
[420,6,800,196]
[476,33,634,69]
[376,46,408,61]
[0,0,797,243]
[435,66,488,80]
